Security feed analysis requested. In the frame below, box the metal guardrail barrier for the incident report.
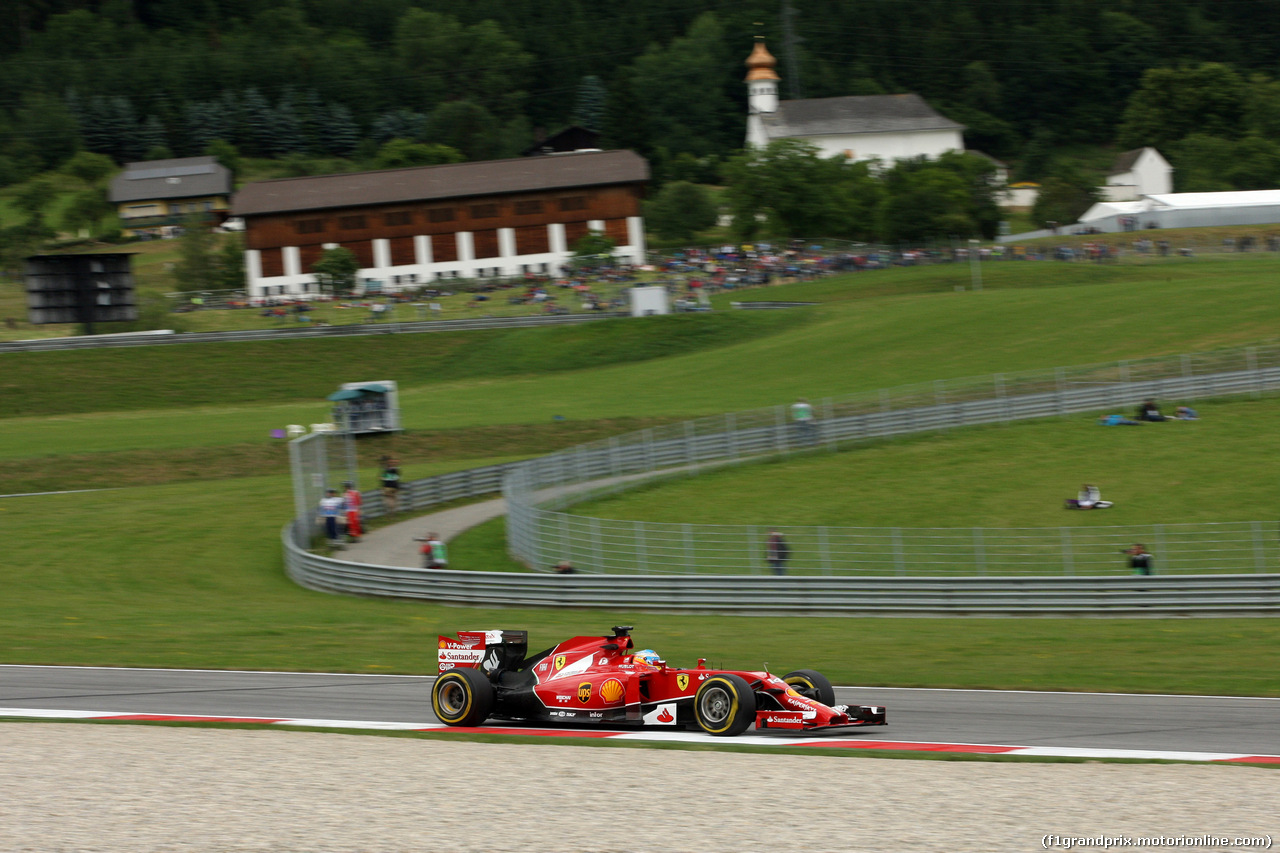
[283,344,1280,614]
[505,345,1280,578]
[281,532,1280,615]
[0,311,628,353]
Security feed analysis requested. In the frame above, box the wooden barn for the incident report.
[231,150,649,300]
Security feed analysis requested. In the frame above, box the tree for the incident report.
[372,139,464,169]
[1171,133,1280,192]
[371,109,428,145]
[311,246,360,295]
[723,140,878,241]
[171,216,220,292]
[1117,63,1248,150]
[204,139,241,181]
[12,177,58,218]
[61,188,112,236]
[138,115,170,159]
[1032,166,1101,230]
[645,181,718,242]
[877,166,975,244]
[424,101,503,161]
[600,68,651,157]
[392,10,531,118]
[572,75,607,132]
[320,104,360,157]
[61,151,117,186]
[217,233,246,292]
[569,231,616,267]
[628,12,738,158]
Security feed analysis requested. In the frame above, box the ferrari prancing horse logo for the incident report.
[554,654,566,670]
[676,673,689,691]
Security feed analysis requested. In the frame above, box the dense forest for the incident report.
[2,0,1280,244]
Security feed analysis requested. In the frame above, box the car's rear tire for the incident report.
[783,669,836,706]
[694,674,756,736]
[432,668,494,727]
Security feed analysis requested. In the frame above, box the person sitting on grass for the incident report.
[1136,399,1166,422]
[1066,484,1112,509]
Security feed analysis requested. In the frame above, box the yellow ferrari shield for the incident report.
[676,673,689,691]
[554,654,566,670]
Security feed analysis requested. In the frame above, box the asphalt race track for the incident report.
[2,665,1278,760]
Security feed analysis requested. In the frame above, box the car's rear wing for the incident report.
[437,630,528,674]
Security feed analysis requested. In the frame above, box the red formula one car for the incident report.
[433,626,886,736]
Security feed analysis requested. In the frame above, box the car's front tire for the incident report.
[782,669,836,706]
[432,668,494,727]
[694,674,756,736]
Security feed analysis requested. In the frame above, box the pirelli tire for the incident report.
[782,669,836,707]
[432,667,495,727]
[694,673,756,736]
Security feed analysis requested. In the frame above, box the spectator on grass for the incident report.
[415,532,448,569]
[1174,406,1198,420]
[766,529,790,576]
[379,456,401,513]
[1066,484,1111,510]
[552,560,576,574]
[791,398,816,444]
[1125,543,1153,576]
[1136,399,1166,422]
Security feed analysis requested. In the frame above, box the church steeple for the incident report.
[744,36,779,115]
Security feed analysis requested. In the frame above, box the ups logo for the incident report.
[676,674,689,691]
[554,654,566,670]
[578,682,592,703]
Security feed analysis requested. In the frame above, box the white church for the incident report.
[744,39,965,164]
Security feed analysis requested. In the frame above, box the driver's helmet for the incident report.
[632,649,661,667]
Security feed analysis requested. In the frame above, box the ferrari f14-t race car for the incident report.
[433,626,886,736]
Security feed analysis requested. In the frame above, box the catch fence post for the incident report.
[1154,524,1168,574]
[818,526,832,576]
[635,520,648,574]
[973,528,986,576]
[1060,527,1074,576]
[684,523,696,573]
[892,528,906,577]
[1118,360,1132,410]
[591,516,603,574]
[1252,521,1267,573]
[685,421,698,473]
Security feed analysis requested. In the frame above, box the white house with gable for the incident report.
[744,39,965,164]
[1101,147,1173,201]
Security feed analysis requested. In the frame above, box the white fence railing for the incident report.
[504,344,1280,577]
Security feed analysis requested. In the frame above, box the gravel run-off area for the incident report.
[1,724,1276,853]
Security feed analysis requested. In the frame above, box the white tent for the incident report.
[1079,189,1280,232]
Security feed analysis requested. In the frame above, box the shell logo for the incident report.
[600,678,625,704]
[438,639,447,649]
